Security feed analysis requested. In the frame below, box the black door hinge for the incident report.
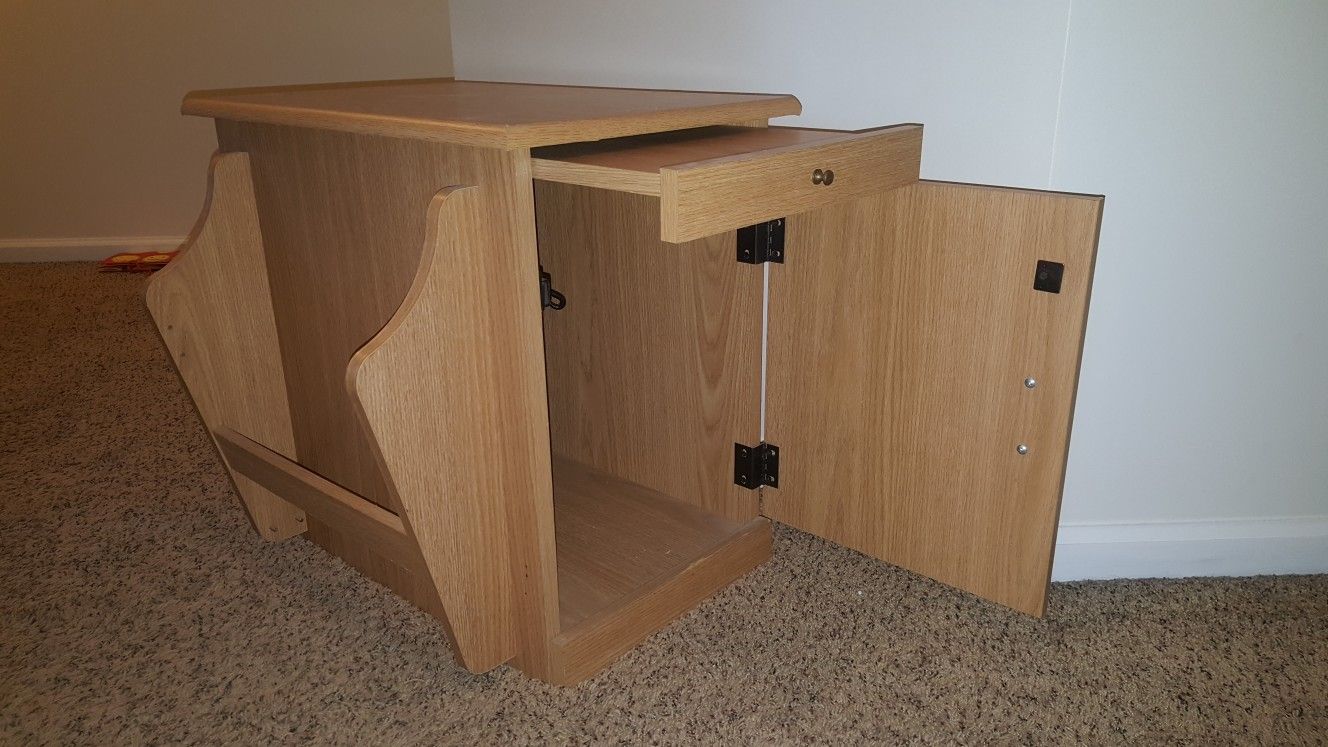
[734,442,779,489]
[736,218,785,264]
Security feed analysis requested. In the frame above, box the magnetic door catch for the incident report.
[1033,260,1064,294]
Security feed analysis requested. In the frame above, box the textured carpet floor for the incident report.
[1,263,1325,745]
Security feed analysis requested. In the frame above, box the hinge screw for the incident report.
[1024,377,1037,389]
[1016,443,1030,455]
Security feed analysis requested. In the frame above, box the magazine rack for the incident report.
[148,79,1102,684]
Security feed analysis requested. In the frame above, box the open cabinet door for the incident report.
[764,181,1102,616]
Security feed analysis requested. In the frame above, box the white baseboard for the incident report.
[0,236,187,263]
[1052,516,1328,581]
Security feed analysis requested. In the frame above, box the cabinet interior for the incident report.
[533,177,768,650]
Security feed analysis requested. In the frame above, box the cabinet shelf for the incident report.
[549,456,769,682]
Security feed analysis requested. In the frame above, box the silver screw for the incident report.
[1016,443,1030,455]
[1024,377,1037,389]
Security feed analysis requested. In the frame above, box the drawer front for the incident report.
[659,124,922,243]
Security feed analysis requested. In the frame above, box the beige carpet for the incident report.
[1,262,1325,745]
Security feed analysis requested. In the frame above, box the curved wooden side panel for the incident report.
[146,152,305,541]
[347,185,554,674]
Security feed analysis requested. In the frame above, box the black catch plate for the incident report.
[736,218,786,264]
[1033,260,1064,294]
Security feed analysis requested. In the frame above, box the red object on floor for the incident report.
[98,250,179,273]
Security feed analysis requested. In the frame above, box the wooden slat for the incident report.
[531,125,860,194]
[186,79,802,149]
[348,185,559,675]
[661,124,922,242]
[213,427,420,571]
[145,152,304,541]
[530,159,661,196]
[764,181,1103,617]
[214,431,456,647]
[535,183,763,521]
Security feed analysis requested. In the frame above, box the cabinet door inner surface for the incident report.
[764,181,1102,616]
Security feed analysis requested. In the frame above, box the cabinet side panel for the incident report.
[214,122,499,511]
[216,122,559,669]
[765,181,1102,616]
[535,183,762,521]
[348,185,559,673]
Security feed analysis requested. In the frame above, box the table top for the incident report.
[183,78,802,149]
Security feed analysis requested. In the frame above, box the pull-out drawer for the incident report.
[532,124,922,242]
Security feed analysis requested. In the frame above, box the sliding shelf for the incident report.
[532,124,923,241]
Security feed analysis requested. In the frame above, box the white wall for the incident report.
[0,1,453,260]
[451,0,1328,579]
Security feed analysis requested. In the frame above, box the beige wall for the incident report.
[0,1,452,252]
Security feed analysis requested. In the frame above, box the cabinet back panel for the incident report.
[535,183,762,521]
[765,181,1102,616]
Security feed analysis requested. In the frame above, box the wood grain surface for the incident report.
[145,152,305,541]
[534,125,923,242]
[187,79,801,149]
[661,125,922,242]
[550,456,764,630]
[548,456,771,685]
[216,121,535,514]
[535,182,763,521]
[531,125,860,189]
[348,185,559,675]
[214,427,420,572]
[764,180,1103,617]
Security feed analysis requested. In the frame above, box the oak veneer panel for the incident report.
[302,516,452,626]
[550,516,770,686]
[214,427,420,572]
[533,125,923,242]
[535,183,762,521]
[765,181,1103,617]
[145,152,304,541]
[212,425,458,644]
[216,121,536,513]
[188,79,801,149]
[548,457,769,685]
[349,186,559,675]
[661,124,922,242]
[550,456,763,630]
[531,125,856,195]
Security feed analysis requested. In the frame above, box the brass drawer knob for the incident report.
[811,168,835,185]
